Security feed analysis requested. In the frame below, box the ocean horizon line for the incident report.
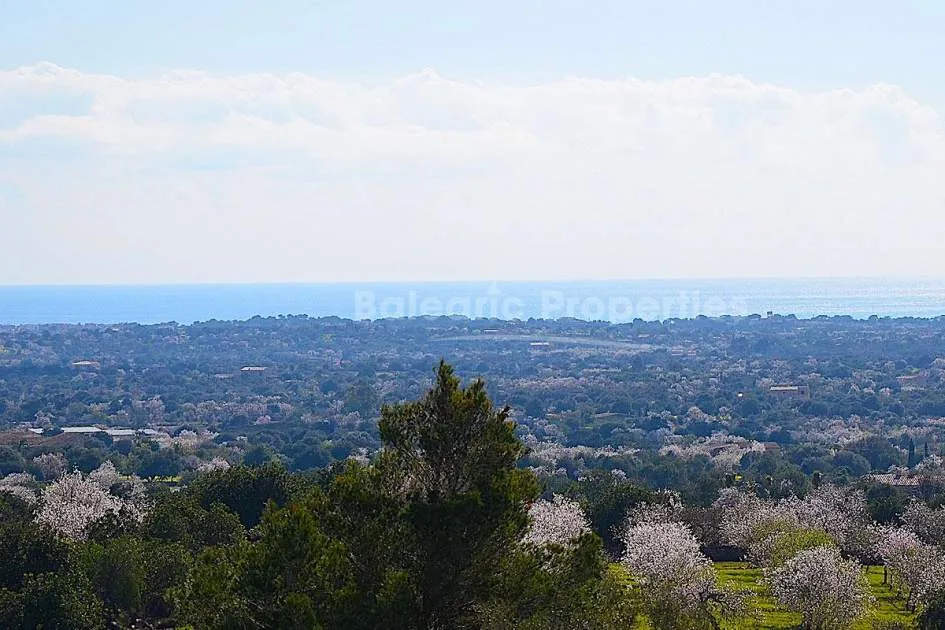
[2,278,945,326]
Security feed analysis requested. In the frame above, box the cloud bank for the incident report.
[2,63,944,283]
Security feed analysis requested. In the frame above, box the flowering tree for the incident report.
[714,488,802,564]
[88,460,122,489]
[766,546,873,630]
[198,457,232,474]
[521,494,590,548]
[0,472,40,505]
[35,471,125,540]
[34,465,146,541]
[626,489,684,527]
[89,460,146,503]
[621,519,743,627]
[32,453,68,481]
[715,485,868,565]
[875,525,923,592]
[791,484,869,554]
[902,500,945,545]
[869,521,945,611]
[899,544,945,611]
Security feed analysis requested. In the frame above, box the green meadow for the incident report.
[629,563,917,629]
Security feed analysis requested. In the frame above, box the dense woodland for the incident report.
[3,315,945,500]
[4,316,945,627]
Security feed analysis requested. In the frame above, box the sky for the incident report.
[2,0,945,284]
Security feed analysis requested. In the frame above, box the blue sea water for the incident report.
[1,278,944,325]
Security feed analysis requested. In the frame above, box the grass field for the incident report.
[630,563,917,629]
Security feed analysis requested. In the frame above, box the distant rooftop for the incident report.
[869,473,920,487]
[33,426,138,436]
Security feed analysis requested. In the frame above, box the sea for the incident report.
[1,278,944,325]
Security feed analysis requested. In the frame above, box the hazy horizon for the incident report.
[3,273,945,289]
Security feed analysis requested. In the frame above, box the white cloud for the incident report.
[2,63,944,284]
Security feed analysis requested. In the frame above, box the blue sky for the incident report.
[2,1,944,283]
[4,1,944,91]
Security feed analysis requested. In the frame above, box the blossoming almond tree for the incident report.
[899,544,945,612]
[902,499,945,545]
[621,518,744,628]
[715,485,869,565]
[0,472,40,505]
[626,489,684,527]
[34,464,147,541]
[875,529,945,612]
[32,452,68,481]
[790,484,869,554]
[714,487,802,564]
[869,520,945,611]
[88,460,122,489]
[766,545,873,630]
[875,525,923,592]
[197,456,232,474]
[34,470,125,540]
[521,494,590,548]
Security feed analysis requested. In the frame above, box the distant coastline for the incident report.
[1,277,944,325]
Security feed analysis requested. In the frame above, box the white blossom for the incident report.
[902,500,945,545]
[524,441,638,470]
[0,472,40,505]
[766,546,873,630]
[35,470,125,540]
[521,494,590,548]
[901,545,945,610]
[659,432,766,471]
[627,495,684,528]
[89,461,122,489]
[34,469,146,540]
[873,525,920,590]
[715,488,801,563]
[791,484,869,551]
[32,452,68,480]
[715,485,869,563]
[197,456,231,473]
[916,454,945,476]
[874,524,945,609]
[620,519,744,624]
